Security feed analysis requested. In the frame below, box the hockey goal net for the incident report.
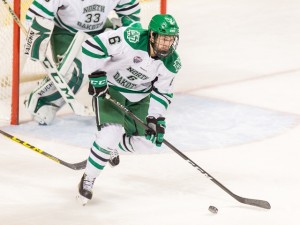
[0,0,166,125]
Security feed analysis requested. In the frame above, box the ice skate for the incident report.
[77,174,95,206]
[108,149,120,167]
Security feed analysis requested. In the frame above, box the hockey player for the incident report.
[77,14,181,204]
[23,0,141,125]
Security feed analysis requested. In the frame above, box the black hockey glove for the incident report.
[88,71,108,98]
[145,116,166,147]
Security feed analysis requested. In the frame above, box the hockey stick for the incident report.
[1,0,93,116]
[0,129,87,170]
[105,94,271,209]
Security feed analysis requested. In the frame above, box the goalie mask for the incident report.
[148,14,179,58]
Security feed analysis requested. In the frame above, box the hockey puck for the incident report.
[208,205,218,214]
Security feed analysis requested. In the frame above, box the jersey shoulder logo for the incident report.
[126,29,140,43]
[173,58,181,72]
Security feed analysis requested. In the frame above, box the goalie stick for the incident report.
[105,94,271,210]
[0,129,87,170]
[1,0,93,116]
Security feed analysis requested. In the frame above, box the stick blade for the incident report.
[238,196,271,209]
[66,160,87,170]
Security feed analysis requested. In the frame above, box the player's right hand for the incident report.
[88,71,108,98]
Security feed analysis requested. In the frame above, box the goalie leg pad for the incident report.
[31,104,59,125]
[57,31,90,89]
[24,77,64,125]
[24,16,54,62]
[58,31,90,75]
[25,57,87,125]
[25,31,90,124]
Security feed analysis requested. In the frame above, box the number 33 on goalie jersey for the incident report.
[81,24,182,117]
[25,0,141,33]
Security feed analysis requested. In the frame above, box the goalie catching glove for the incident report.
[145,116,166,147]
[88,71,108,98]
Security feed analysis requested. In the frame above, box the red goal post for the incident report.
[0,0,167,125]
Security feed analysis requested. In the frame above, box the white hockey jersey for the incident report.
[26,0,140,34]
[81,24,182,117]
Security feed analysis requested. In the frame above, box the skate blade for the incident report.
[76,194,89,206]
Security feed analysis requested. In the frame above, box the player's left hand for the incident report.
[145,116,166,147]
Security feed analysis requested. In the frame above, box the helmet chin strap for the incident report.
[153,46,169,58]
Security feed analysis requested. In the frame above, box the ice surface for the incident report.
[1,0,300,225]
